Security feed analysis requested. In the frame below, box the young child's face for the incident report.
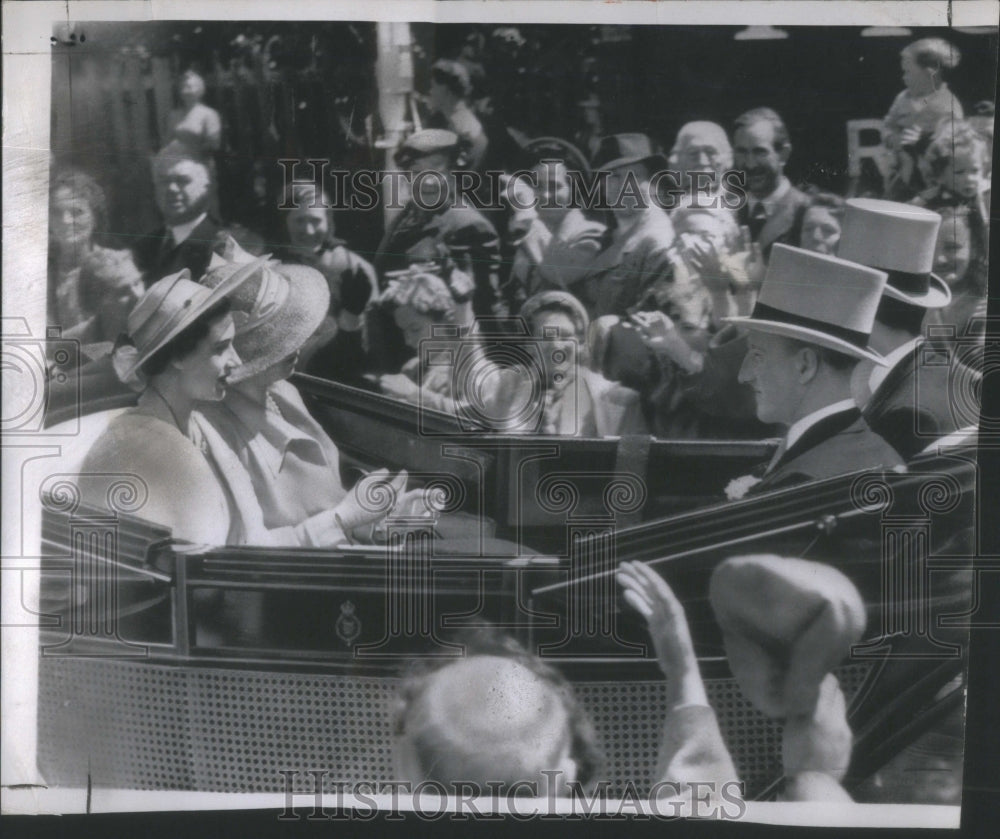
[936,147,984,200]
[934,216,972,286]
[901,53,935,95]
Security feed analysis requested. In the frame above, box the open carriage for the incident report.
[36,376,977,800]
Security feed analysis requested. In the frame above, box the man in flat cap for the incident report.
[135,140,221,284]
[427,59,488,171]
[374,128,504,319]
[583,134,695,323]
[731,244,904,493]
[732,108,810,260]
[839,199,980,460]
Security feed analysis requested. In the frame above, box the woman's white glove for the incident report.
[332,468,409,531]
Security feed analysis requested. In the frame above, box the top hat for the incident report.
[112,262,264,387]
[725,244,888,365]
[709,554,867,718]
[200,238,330,382]
[591,133,668,173]
[838,198,951,309]
[395,129,460,168]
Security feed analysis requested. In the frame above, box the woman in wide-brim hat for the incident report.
[79,263,264,546]
[194,244,411,540]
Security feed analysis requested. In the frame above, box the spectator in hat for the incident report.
[374,129,504,320]
[883,38,963,201]
[732,108,810,260]
[193,246,414,542]
[427,59,488,171]
[583,134,702,327]
[275,182,376,384]
[135,140,220,284]
[507,144,607,308]
[728,245,903,494]
[668,121,734,211]
[839,199,980,460]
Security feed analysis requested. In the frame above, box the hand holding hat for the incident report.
[709,554,866,718]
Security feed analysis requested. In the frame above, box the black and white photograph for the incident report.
[2,0,998,829]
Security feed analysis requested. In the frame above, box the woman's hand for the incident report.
[332,468,408,531]
[379,373,421,403]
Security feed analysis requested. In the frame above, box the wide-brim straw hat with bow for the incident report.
[199,237,331,382]
[111,262,264,389]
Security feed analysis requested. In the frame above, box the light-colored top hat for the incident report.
[111,261,264,388]
[838,198,951,309]
[200,237,330,382]
[725,244,888,365]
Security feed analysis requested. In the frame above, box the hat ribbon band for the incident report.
[750,302,869,349]
[885,269,932,297]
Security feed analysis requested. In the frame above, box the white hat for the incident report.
[725,244,888,365]
[838,198,951,308]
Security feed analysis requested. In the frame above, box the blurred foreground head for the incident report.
[394,630,601,794]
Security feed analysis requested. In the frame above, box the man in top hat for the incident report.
[373,128,505,319]
[135,140,221,284]
[731,244,904,493]
[584,134,711,333]
[839,199,980,460]
[732,108,810,260]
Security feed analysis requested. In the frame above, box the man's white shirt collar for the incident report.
[749,176,791,215]
[868,337,922,396]
[170,212,207,246]
[784,399,857,452]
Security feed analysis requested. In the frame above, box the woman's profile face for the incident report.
[50,188,95,249]
[800,207,842,256]
[174,313,241,402]
[901,53,934,95]
[394,305,436,351]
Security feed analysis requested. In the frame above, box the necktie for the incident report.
[749,202,768,241]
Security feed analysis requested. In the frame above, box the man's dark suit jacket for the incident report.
[737,183,810,259]
[134,215,220,285]
[750,407,904,494]
[863,340,981,461]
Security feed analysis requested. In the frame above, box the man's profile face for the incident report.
[154,159,211,225]
[738,330,801,426]
[605,163,650,216]
[733,120,787,199]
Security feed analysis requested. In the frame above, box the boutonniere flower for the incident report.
[725,474,762,500]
